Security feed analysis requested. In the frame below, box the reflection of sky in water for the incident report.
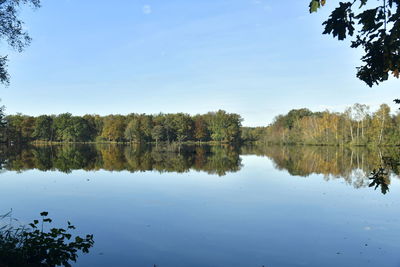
[1,155,400,267]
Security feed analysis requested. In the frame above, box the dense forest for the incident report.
[0,109,242,144]
[1,103,400,146]
[242,103,400,146]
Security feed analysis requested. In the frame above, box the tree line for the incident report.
[0,109,242,144]
[242,103,400,146]
[3,103,399,146]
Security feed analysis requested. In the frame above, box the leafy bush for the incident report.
[0,211,94,267]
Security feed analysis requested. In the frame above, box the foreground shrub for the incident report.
[0,211,94,267]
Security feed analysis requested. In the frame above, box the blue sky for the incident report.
[1,0,399,126]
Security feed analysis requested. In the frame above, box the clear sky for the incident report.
[1,0,399,126]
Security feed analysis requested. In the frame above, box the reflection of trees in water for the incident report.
[3,145,100,173]
[242,145,400,191]
[3,144,398,190]
[0,144,241,176]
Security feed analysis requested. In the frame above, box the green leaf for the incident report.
[310,0,320,13]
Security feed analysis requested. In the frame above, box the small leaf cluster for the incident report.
[369,167,390,194]
[309,0,400,86]
[0,211,94,267]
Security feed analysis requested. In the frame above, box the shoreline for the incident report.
[2,141,399,148]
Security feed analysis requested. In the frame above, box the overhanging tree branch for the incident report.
[310,0,400,87]
[0,0,40,85]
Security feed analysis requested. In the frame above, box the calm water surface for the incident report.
[0,145,399,267]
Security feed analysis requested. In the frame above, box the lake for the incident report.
[1,144,400,267]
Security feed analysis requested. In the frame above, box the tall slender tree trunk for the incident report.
[378,116,385,144]
[361,119,364,140]
[350,123,354,142]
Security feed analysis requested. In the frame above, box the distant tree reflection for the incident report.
[2,144,400,193]
[242,145,400,194]
[0,144,242,176]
